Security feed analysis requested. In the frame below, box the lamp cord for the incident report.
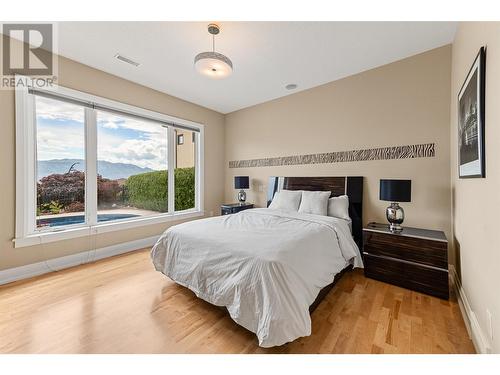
[38,225,98,274]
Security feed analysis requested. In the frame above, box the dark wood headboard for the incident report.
[267,176,363,249]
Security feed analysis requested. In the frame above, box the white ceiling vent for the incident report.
[114,53,140,67]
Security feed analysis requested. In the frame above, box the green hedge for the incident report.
[124,167,195,212]
[173,167,196,211]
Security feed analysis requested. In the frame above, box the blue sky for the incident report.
[36,96,168,170]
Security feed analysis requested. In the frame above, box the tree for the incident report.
[37,171,122,213]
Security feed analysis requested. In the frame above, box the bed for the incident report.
[151,176,364,347]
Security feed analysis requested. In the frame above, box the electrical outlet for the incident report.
[486,309,493,341]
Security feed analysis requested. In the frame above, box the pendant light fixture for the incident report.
[194,24,233,79]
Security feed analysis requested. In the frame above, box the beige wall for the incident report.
[451,22,500,353]
[0,37,225,270]
[225,46,452,241]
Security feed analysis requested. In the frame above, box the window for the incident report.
[96,110,169,222]
[15,78,204,247]
[177,133,184,145]
[35,95,86,229]
[174,129,197,211]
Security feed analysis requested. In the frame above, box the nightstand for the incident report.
[363,222,449,299]
[220,203,254,215]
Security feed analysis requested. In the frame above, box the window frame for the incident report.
[14,76,204,248]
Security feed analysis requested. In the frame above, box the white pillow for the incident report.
[298,190,331,216]
[268,190,302,211]
[327,195,350,220]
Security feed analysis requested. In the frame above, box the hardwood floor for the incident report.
[0,249,474,354]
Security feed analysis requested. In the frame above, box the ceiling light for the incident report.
[285,84,298,90]
[194,24,233,79]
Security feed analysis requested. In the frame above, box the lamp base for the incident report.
[237,190,246,204]
[389,223,403,233]
[386,202,404,233]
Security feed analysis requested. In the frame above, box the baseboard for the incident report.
[449,265,491,354]
[0,235,159,286]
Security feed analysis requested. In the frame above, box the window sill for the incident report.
[13,210,205,248]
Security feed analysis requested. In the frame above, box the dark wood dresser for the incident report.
[363,222,449,299]
[220,203,254,215]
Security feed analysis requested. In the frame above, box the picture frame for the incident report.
[458,46,486,178]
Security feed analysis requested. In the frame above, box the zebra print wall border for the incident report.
[228,143,435,168]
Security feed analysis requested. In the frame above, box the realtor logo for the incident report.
[2,23,53,75]
[1,23,57,89]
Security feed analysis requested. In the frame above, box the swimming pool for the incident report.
[37,213,140,227]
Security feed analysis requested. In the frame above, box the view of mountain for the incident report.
[37,159,155,180]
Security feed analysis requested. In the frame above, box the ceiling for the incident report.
[52,22,457,114]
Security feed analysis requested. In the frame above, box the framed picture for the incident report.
[177,133,184,145]
[458,47,486,178]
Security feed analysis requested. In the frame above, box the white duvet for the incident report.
[151,208,363,347]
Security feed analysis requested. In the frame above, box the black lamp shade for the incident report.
[380,179,411,202]
[234,176,249,189]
